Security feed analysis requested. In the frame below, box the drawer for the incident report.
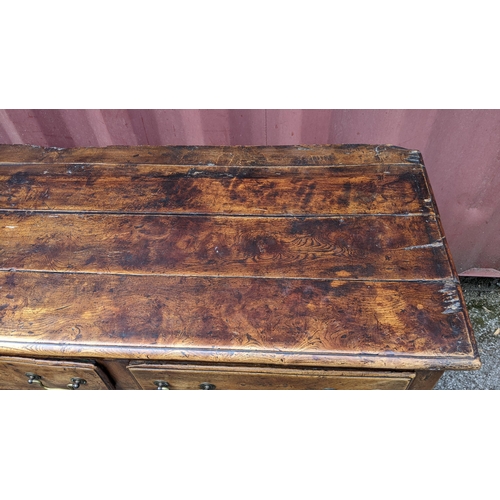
[127,363,415,390]
[0,356,114,390]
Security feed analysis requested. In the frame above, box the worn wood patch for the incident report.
[0,213,451,280]
[0,272,476,367]
[0,144,422,167]
[0,164,430,215]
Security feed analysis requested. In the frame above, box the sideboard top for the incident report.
[0,144,480,370]
[0,143,422,166]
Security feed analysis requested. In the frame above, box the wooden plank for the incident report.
[0,272,479,369]
[0,213,452,280]
[0,164,431,215]
[0,144,422,166]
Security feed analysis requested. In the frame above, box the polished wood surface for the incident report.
[0,271,477,370]
[0,213,451,280]
[0,144,481,388]
[0,164,430,215]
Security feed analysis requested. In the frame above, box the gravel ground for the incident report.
[435,277,500,390]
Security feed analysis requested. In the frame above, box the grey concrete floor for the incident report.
[435,277,500,390]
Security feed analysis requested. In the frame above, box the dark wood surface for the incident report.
[0,144,480,374]
[0,272,477,369]
[0,213,451,280]
[0,164,430,215]
[0,144,421,166]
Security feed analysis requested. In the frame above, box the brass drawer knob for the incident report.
[154,380,170,390]
[199,382,216,390]
[26,373,41,385]
[69,378,86,390]
[25,373,86,390]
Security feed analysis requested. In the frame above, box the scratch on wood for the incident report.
[406,151,422,164]
[439,279,463,314]
[443,302,462,314]
[403,238,443,251]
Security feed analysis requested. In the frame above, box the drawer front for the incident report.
[127,363,415,390]
[0,356,113,390]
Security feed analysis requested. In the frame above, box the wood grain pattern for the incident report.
[0,164,430,215]
[127,363,415,390]
[0,272,479,369]
[0,144,480,385]
[0,144,422,166]
[0,213,452,280]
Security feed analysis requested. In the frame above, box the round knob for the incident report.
[154,380,170,390]
[68,378,86,390]
[26,373,41,385]
[199,382,216,390]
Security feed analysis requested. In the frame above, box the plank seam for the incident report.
[0,268,458,282]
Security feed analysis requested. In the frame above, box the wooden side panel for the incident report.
[0,144,421,166]
[0,164,430,215]
[98,359,141,390]
[0,356,113,390]
[0,272,478,368]
[127,363,415,390]
[0,213,451,280]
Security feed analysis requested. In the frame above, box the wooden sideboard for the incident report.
[0,144,480,389]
